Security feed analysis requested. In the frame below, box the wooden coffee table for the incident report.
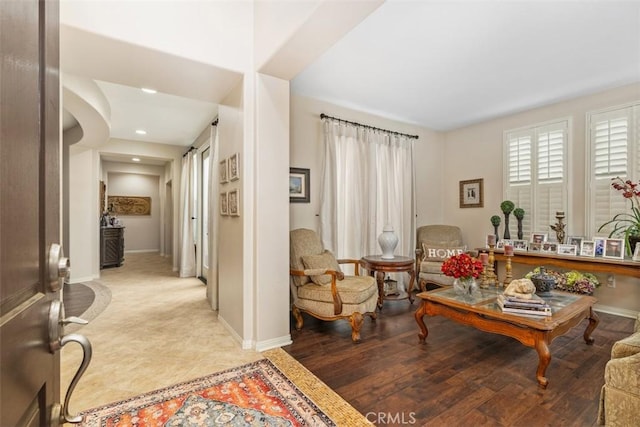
[414,287,599,388]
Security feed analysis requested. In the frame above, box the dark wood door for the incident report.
[1,0,61,425]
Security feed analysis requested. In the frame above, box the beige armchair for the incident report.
[289,228,378,343]
[415,225,466,291]
[597,313,640,426]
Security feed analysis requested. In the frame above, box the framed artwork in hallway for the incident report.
[220,192,228,215]
[228,189,239,216]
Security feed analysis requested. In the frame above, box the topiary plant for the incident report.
[500,200,515,215]
[500,200,515,239]
[490,215,501,226]
[513,208,525,220]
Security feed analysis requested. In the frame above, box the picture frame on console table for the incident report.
[567,236,584,255]
[603,238,624,259]
[558,244,577,256]
[594,238,605,257]
[512,239,528,251]
[530,232,548,244]
[541,242,558,253]
[459,178,483,208]
[580,240,595,257]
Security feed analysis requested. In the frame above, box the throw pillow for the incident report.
[421,244,466,261]
[301,250,342,285]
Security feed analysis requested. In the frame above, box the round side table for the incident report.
[359,255,415,309]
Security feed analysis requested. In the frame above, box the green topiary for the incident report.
[490,215,501,226]
[513,208,525,220]
[500,200,515,215]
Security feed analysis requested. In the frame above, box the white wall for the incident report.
[106,168,162,252]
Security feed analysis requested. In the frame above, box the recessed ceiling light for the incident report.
[141,88,157,94]
[135,129,147,135]
[132,157,141,162]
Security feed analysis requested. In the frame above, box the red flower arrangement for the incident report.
[441,253,484,280]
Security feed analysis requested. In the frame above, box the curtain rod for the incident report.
[212,118,219,126]
[320,113,419,139]
[182,146,196,157]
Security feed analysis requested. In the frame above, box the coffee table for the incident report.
[414,287,599,388]
[359,255,415,309]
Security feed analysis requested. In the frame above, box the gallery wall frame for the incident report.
[220,159,228,184]
[228,189,239,216]
[459,178,483,208]
[220,192,228,215]
[229,153,240,181]
[289,167,310,203]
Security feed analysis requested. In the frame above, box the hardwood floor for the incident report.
[63,281,95,318]
[283,296,634,427]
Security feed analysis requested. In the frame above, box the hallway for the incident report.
[61,252,262,415]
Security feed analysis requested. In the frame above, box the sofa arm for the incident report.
[611,331,640,359]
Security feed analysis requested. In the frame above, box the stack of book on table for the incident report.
[497,293,552,316]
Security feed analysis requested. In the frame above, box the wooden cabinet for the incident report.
[100,226,124,268]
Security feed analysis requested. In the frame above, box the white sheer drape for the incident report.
[320,119,415,260]
[179,152,196,277]
[207,123,219,309]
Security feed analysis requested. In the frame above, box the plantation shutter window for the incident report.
[504,120,568,241]
[588,103,640,237]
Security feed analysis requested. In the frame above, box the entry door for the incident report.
[1,1,62,425]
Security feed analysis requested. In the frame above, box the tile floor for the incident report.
[61,252,262,415]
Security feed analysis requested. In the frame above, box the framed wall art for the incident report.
[229,153,240,181]
[289,167,310,203]
[107,196,151,215]
[459,178,483,208]
[228,189,239,216]
[220,159,228,183]
[220,192,228,215]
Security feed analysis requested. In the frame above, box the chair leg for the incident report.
[419,278,427,292]
[349,312,364,343]
[292,305,304,330]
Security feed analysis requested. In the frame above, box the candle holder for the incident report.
[551,212,566,244]
[483,244,498,287]
[503,254,513,287]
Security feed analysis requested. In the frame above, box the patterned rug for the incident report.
[79,349,370,426]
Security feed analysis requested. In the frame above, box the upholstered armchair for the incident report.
[598,313,640,426]
[415,225,466,291]
[289,228,378,343]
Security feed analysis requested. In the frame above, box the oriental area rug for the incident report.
[79,348,372,427]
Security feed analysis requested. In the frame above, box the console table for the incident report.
[100,226,125,268]
[480,249,640,278]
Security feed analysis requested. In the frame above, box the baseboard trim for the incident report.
[594,303,638,319]
[217,315,251,349]
[124,249,160,254]
[68,276,97,284]
[256,336,293,352]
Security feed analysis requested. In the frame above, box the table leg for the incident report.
[407,269,416,304]
[584,307,599,345]
[534,337,551,389]
[414,301,429,343]
[375,270,385,309]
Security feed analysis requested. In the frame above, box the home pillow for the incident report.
[301,250,342,285]
[421,244,467,261]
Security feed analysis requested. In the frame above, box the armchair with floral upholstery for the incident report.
[289,228,378,343]
[597,313,640,426]
[415,225,467,291]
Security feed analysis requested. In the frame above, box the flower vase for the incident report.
[517,218,523,240]
[378,224,398,259]
[453,277,478,296]
[503,214,511,239]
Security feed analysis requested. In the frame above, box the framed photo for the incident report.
[566,236,584,255]
[219,159,228,183]
[496,240,505,249]
[594,237,606,257]
[289,167,310,203]
[580,240,595,257]
[557,244,577,256]
[541,242,558,253]
[228,189,239,216]
[529,242,542,252]
[229,153,240,181]
[603,238,624,259]
[220,192,228,215]
[459,178,483,208]
[512,239,528,251]
[530,232,548,244]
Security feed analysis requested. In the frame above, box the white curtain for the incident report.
[179,151,196,277]
[207,123,220,309]
[320,118,416,260]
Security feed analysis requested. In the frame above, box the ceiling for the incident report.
[291,1,640,131]
[62,1,640,160]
